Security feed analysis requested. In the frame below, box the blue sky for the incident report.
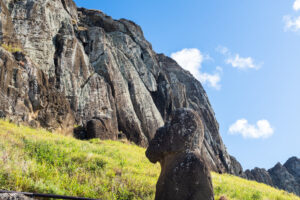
[74,0,300,170]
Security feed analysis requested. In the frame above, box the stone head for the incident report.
[146,108,204,163]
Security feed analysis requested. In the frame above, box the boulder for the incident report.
[86,118,117,140]
[146,108,214,200]
[0,193,34,200]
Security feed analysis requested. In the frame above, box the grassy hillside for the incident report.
[0,120,298,200]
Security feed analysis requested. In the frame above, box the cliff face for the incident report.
[0,0,238,174]
[245,157,300,196]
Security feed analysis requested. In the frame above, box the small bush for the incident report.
[115,187,135,200]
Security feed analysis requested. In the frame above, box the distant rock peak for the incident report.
[244,156,300,196]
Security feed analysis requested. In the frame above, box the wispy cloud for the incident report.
[226,55,260,70]
[229,119,274,139]
[283,15,300,32]
[199,71,221,89]
[217,46,262,70]
[283,0,300,32]
[216,46,230,55]
[171,48,222,90]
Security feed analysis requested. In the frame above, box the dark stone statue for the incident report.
[146,108,214,200]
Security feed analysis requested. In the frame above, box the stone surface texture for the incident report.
[0,193,34,200]
[146,108,214,200]
[0,0,240,173]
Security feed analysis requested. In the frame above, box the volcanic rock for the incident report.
[245,157,300,196]
[0,193,34,200]
[245,168,274,186]
[0,0,241,174]
[146,108,214,200]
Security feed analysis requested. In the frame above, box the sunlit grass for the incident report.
[0,120,299,200]
[212,173,299,200]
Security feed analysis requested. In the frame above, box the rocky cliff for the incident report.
[0,0,239,174]
[245,157,300,196]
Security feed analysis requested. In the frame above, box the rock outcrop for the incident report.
[0,0,240,174]
[0,193,33,200]
[245,157,300,196]
[230,155,245,178]
[245,168,274,186]
[146,108,214,200]
[0,47,74,134]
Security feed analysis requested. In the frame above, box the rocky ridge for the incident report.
[0,0,239,174]
[244,157,300,196]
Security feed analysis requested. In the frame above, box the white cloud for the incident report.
[229,119,274,139]
[171,48,222,89]
[226,54,260,70]
[283,0,300,32]
[217,46,261,70]
[171,48,203,77]
[199,72,221,90]
[283,15,300,32]
[294,0,300,11]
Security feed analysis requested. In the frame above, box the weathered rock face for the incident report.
[0,46,74,133]
[245,157,300,196]
[146,108,214,200]
[0,0,240,174]
[230,156,246,178]
[245,168,274,186]
[0,0,19,46]
[284,157,300,184]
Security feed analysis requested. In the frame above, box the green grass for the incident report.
[0,120,299,200]
[212,173,299,200]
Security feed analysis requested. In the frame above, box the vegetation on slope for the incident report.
[0,120,298,200]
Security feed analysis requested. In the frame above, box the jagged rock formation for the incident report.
[229,155,245,178]
[146,108,214,200]
[0,0,239,174]
[245,157,300,196]
[245,168,274,186]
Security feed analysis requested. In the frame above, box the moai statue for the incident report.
[146,108,214,200]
